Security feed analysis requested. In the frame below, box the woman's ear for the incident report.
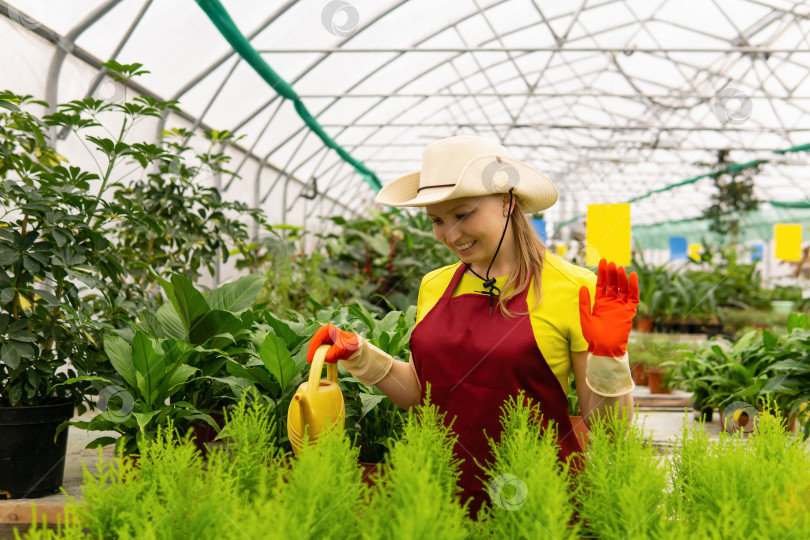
[502,194,514,214]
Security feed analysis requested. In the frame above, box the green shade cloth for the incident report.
[558,143,810,229]
[632,203,810,250]
[195,0,382,192]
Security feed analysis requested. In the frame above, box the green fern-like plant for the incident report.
[477,393,580,538]
[360,387,470,539]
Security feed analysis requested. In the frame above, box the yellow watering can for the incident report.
[287,344,345,455]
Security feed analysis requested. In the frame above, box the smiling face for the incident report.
[426,194,516,275]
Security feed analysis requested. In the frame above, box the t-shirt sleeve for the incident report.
[416,275,427,323]
[569,271,597,352]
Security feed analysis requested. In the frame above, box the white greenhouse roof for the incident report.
[2,0,810,236]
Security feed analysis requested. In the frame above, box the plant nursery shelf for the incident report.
[633,387,692,409]
[0,499,69,539]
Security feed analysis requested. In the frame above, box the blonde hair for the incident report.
[496,196,545,318]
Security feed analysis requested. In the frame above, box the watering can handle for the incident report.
[308,344,339,397]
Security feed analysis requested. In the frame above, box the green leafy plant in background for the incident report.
[689,242,770,311]
[109,125,265,314]
[701,149,762,246]
[477,393,580,538]
[720,307,790,337]
[675,313,810,439]
[321,207,457,312]
[0,88,131,408]
[0,62,264,409]
[629,250,670,320]
[253,223,366,315]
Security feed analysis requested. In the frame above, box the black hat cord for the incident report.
[465,188,514,316]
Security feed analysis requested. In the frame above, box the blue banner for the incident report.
[531,218,547,243]
[669,236,688,260]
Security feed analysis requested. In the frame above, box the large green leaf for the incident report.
[131,332,166,405]
[259,333,297,391]
[166,364,198,394]
[170,274,209,331]
[225,359,278,394]
[188,309,245,346]
[264,312,304,349]
[133,410,161,433]
[103,334,136,388]
[156,302,187,341]
[359,393,386,419]
[205,274,265,313]
[85,436,119,449]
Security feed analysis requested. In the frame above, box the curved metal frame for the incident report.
[5,0,808,225]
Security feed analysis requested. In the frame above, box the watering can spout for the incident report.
[295,393,314,435]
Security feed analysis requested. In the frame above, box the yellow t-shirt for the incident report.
[415,252,597,394]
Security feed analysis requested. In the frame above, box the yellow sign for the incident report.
[585,204,631,266]
[774,224,802,261]
[688,243,702,262]
[555,245,568,257]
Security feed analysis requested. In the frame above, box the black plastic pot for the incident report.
[681,321,701,334]
[0,400,74,499]
[703,323,724,338]
[693,406,714,422]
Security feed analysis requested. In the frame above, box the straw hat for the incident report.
[375,135,558,213]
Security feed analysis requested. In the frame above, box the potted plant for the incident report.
[0,88,137,497]
[1,62,264,495]
[629,251,668,332]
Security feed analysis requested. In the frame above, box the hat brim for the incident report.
[376,155,558,213]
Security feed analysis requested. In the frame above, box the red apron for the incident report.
[409,264,582,514]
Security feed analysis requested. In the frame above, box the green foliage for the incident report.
[320,207,457,312]
[626,334,697,391]
[0,65,263,408]
[20,395,810,538]
[576,406,669,539]
[254,424,362,540]
[360,388,470,539]
[254,224,365,314]
[689,243,770,311]
[670,404,810,538]
[477,393,579,538]
[630,251,720,323]
[629,250,671,319]
[675,315,810,439]
[217,390,282,493]
[701,150,761,243]
[720,307,790,337]
[268,300,415,462]
[59,272,273,454]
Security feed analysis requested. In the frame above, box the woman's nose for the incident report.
[445,226,462,245]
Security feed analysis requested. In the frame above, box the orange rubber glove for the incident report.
[578,259,639,357]
[306,324,394,385]
[306,324,360,363]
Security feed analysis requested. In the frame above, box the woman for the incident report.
[307,135,638,512]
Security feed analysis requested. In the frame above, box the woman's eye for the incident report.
[431,218,442,225]
[456,212,471,220]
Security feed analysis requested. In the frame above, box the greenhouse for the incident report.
[1,0,809,538]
